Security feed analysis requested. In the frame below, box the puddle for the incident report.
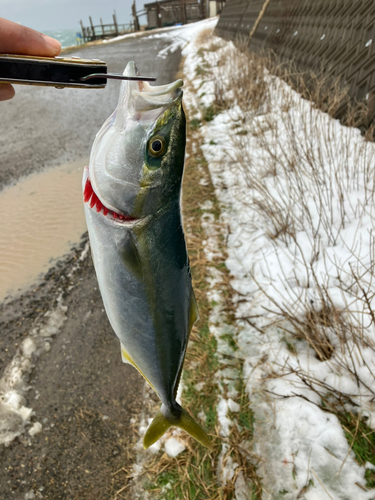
[0,159,88,301]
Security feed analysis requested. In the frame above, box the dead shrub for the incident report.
[195,26,215,46]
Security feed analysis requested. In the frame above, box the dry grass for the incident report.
[195,26,216,46]
[213,43,374,130]
[206,42,375,403]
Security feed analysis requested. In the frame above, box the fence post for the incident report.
[247,0,271,44]
[200,0,205,20]
[132,0,140,31]
[113,10,118,36]
[79,20,85,42]
[180,0,184,24]
[89,16,95,40]
[156,2,162,28]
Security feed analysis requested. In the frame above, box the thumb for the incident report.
[0,17,61,56]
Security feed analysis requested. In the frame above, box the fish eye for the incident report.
[148,136,166,157]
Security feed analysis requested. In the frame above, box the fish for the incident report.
[82,61,212,450]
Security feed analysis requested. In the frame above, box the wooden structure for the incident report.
[80,11,133,42]
[132,0,141,32]
[143,0,205,29]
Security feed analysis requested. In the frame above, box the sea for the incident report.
[43,28,82,49]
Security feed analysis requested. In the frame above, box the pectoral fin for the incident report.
[117,232,143,280]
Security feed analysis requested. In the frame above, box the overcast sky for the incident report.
[1,0,147,32]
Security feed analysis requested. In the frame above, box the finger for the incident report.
[0,84,15,101]
[0,17,61,56]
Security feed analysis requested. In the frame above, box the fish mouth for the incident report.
[83,169,140,225]
[132,79,183,113]
[113,61,183,126]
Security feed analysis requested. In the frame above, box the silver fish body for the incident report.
[83,62,211,449]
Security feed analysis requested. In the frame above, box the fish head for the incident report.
[85,61,185,223]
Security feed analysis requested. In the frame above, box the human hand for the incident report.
[0,17,61,101]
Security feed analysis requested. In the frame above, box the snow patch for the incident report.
[164,437,186,457]
[0,295,67,445]
[0,241,89,446]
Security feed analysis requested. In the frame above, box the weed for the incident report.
[339,411,375,471]
[189,117,201,130]
[196,65,208,77]
[281,337,297,355]
[220,333,238,351]
[144,88,263,495]
[365,469,375,488]
[202,104,216,122]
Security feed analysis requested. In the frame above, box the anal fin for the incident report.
[121,343,132,365]
[120,343,157,392]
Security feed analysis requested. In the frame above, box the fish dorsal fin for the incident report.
[117,231,143,280]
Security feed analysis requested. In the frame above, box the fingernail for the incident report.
[0,84,15,101]
[42,35,61,55]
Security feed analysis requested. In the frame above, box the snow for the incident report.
[227,398,240,412]
[0,242,89,446]
[28,422,42,437]
[181,19,375,500]
[152,18,218,60]
[164,437,186,457]
[0,297,67,446]
[104,18,218,64]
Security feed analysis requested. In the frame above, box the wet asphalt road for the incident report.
[0,31,184,499]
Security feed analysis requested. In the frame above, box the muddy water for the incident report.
[0,159,88,301]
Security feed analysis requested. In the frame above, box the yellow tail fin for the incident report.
[143,405,213,450]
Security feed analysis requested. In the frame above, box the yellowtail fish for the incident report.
[83,61,212,450]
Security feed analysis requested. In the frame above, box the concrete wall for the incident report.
[215,0,375,119]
